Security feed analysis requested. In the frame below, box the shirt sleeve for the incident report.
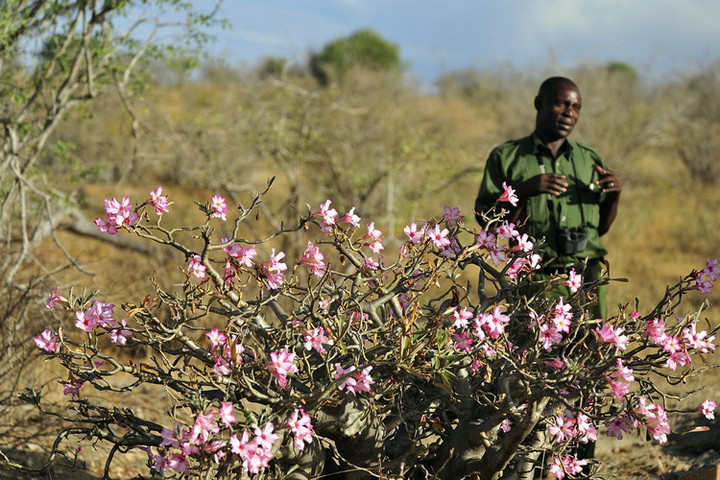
[474,148,507,224]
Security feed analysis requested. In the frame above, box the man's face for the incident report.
[535,83,582,142]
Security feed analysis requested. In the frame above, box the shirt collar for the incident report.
[531,132,573,158]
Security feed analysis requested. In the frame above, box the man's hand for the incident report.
[517,173,568,198]
[595,164,622,196]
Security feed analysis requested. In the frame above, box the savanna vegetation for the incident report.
[2,2,720,479]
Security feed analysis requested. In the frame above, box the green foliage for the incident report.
[259,56,288,79]
[310,28,401,85]
[605,61,639,83]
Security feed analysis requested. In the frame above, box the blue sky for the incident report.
[182,0,720,85]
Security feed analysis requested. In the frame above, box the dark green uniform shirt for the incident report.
[475,134,609,267]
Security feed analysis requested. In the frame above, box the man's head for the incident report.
[534,77,582,143]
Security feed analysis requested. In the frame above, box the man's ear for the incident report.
[534,95,542,112]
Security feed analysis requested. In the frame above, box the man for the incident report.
[474,76,621,319]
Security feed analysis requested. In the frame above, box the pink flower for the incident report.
[476,230,497,250]
[253,422,280,451]
[160,422,187,449]
[230,431,252,457]
[46,286,62,310]
[149,186,169,216]
[453,331,474,352]
[94,215,119,235]
[684,323,716,353]
[498,181,519,206]
[539,323,563,351]
[268,347,298,388]
[304,327,329,354]
[701,400,718,420]
[212,354,232,378]
[335,364,375,395]
[75,310,94,332]
[301,241,326,278]
[552,311,572,334]
[484,306,510,340]
[442,206,464,226]
[188,254,206,279]
[206,328,227,348]
[316,199,338,229]
[287,408,314,451]
[34,329,58,353]
[353,366,376,393]
[109,319,133,346]
[338,207,361,227]
[513,233,534,253]
[696,258,720,293]
[85,301,115,327]
[606,376,631,398]
[506,257,527,280]
[644,404,670,443]
[364,255,382,271]
[223,240,257,267]
[427,224,450,249]
[100,196,139,230]
[189,412,219,444]
[210,195,228,221]
[563,268,583,293]
[73,301,115,333]
[440,237,461,257]
[605,415,632,440]
[611,358,635,383]
[268,248,287,273]
[575,412,598,443]
[696,272,714,294]
[549,456,566,480]
[704,258,720,281]
[62,379,83,396]
[219,401,236,427]
[243,443,274,474]
[203,439,227,464]
[500,418,513,433]
[661,335,682,355]
[564,455,588,476]
[495,220,518,239]
[263,248,287,290]
[549,454,588,479]
[548,409,576,443]
[645,318,668,345]
[595,322,629,352]
[449,306,474,329]
[664,348,691,371]
[404,222,427,244]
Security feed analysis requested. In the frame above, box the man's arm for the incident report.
[595,164,622,236]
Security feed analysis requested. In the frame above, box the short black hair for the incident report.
[538,76,578,98]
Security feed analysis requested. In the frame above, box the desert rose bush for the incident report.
[25,181,720,480]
